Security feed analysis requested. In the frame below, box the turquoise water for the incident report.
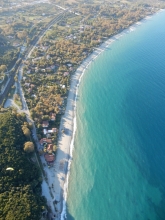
[67,11,165,220]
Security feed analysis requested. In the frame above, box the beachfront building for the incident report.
[47,128,57,133]
[47,144,53,153]
[43,129,47,135]
[43,128,57,135]
[40,138,52,145]
[44,144,55,165]
[39,119,58,165]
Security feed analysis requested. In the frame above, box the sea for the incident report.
[66,10,165,220]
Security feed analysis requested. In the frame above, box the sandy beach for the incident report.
[47,39,114,219]
[51,29,132,219]
[1,7,163,219]
[41,11,164,219]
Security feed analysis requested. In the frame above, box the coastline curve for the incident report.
[53,9,164,220]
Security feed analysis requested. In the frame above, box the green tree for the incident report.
[0,111,46,219]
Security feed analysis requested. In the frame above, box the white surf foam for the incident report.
[60,47,105,220]
[60,62,88,220]
[59,11,160,218]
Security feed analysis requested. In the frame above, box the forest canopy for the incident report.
[0,111,46,220]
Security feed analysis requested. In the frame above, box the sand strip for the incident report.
[42,10,165,219]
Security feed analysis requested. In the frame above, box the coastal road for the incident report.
[25,10,66,59]
[15,10,70,217]
[2,6,73,218]
[0,8,68,216]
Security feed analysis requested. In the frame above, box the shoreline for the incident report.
[53,37,114,220]
[43,9,164,220]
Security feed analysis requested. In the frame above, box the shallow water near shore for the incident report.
[66,10,165,220]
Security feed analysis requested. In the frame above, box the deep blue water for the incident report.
[67,10,165,220]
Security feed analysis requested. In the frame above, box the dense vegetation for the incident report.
[0,111,46,220]
[0,2,59,68]
[0,0,165,218]
[19,0,165,143]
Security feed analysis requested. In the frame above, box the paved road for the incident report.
[1,8,67,175]
[1,9,71,217]
[0,10,65,106]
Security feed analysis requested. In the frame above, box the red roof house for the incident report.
[47,144,53,151]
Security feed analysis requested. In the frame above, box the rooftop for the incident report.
[44,153,55,163]
[40,138,52,144]
[42,121,49,127]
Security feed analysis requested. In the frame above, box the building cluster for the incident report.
[39,115,58,166]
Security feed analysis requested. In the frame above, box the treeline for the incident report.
[0,111,46,220]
